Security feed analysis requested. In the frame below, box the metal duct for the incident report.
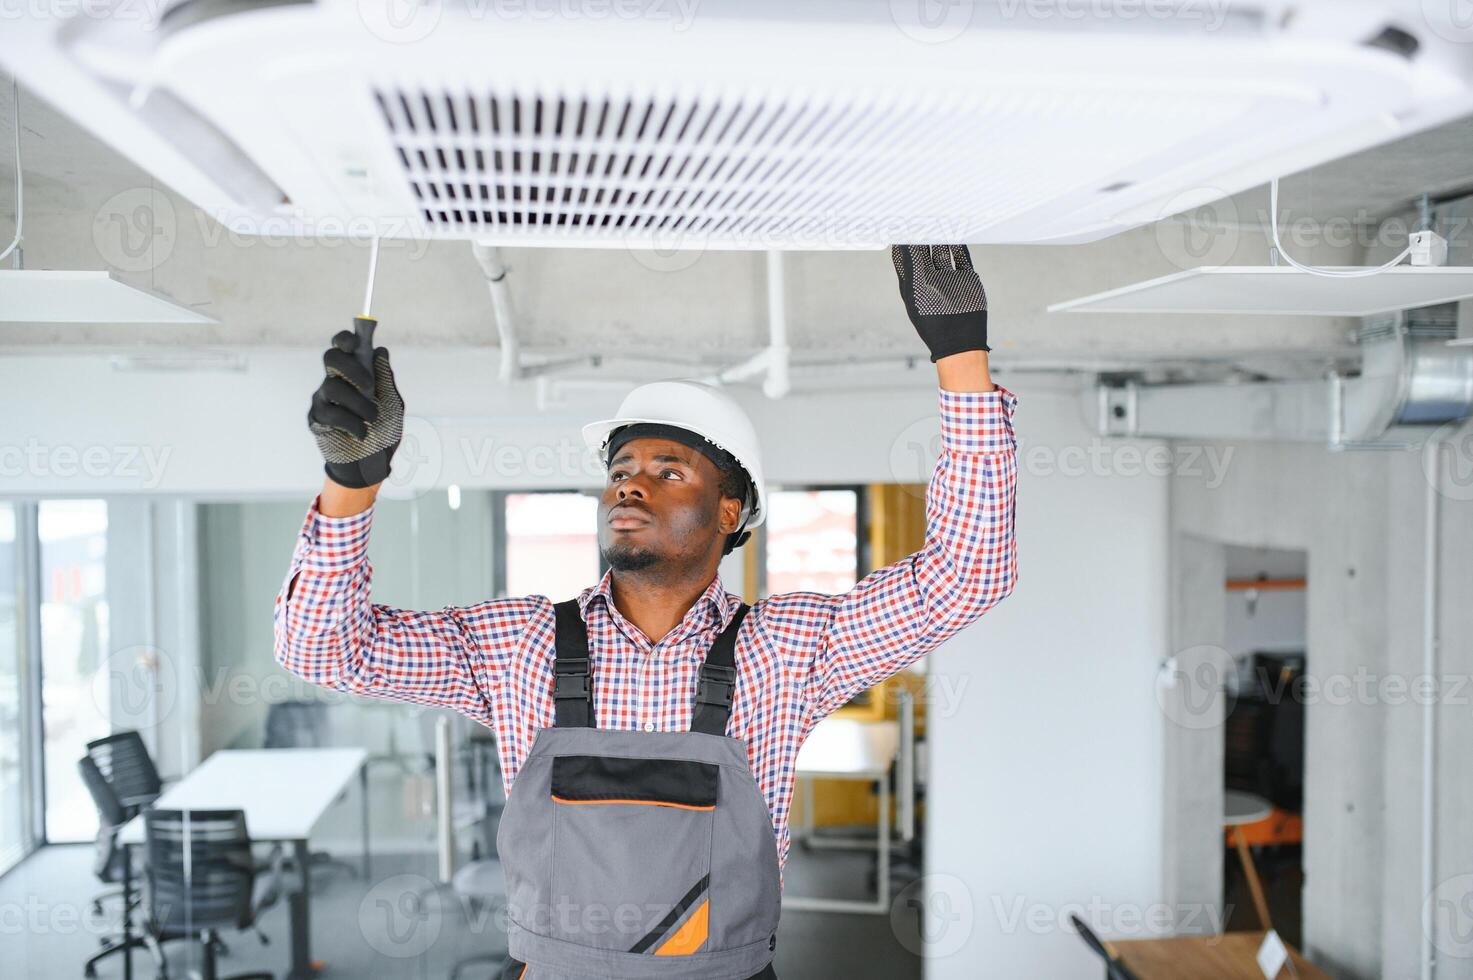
[1095,305,1473,446]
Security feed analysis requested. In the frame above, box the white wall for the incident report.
[925,390,1170,979]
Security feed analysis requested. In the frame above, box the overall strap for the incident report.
[552,599,593,728]
[690,603,751,737]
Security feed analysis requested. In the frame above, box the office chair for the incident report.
[263,699,329,750]
[142,809,288,980]
[84,731,162,812]
[262,700,359,881]
[80,754,168,979]
[79,732,173,976]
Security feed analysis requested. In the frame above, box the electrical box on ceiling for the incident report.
[7,0,1473,249]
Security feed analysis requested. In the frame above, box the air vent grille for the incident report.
[372,84,1249,246]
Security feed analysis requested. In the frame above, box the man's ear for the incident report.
[719,494,744,534]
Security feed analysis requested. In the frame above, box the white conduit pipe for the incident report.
[762,249,790,399]
[713,251,791,397]
[1422,438,1442,980]
[471,243,520,383]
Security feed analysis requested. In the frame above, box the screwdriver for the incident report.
[354,234,381,375]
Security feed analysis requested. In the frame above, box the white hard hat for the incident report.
[583,379,766,531]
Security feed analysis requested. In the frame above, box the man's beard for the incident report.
[601,541,661,573]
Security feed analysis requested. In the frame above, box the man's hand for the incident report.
[891,244,990,362]
[308,330,404,491]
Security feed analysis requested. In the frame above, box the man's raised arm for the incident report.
[772,244,1018,720]
[273,330,532,724]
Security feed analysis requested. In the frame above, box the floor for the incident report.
[3,839,922,979]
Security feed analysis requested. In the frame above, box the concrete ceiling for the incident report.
[2,80,1471,378]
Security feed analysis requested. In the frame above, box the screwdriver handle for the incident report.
[353,315,377,375]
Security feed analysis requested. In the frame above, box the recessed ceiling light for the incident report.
[1049,266,1473,317]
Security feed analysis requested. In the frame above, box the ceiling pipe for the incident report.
[471,242,520,383]
[1092,311,1473,447]
[762,249,790,399]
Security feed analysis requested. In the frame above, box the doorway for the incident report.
[1221,546,1306,946]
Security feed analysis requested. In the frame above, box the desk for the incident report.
[118,748,369,980]
[1110,932,1328,979]
[785,718,900,915]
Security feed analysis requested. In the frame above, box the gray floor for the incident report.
[3,841,921,979]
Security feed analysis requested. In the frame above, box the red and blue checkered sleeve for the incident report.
[272,498,525,725]
[771,385,1018,722]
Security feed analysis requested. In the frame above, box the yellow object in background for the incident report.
[792,483,928,829]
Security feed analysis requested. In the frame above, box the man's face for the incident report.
[597,437,740,573]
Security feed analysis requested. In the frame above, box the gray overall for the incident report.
[497,599,782,979]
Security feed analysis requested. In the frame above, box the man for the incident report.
[275,245,1017,979]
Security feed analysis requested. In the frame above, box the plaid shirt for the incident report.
[274,385,1017,873]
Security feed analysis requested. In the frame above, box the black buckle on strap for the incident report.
[695,664,736,709]
[554,659,590,700]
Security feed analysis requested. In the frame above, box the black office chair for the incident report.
[263,699,330,750]
[85,730,162,811]
[142,809,287,980]
[80,754,169,979]
[80,732,172,977]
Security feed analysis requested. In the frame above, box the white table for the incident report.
[117,748,370,980]
[785,718,900,915]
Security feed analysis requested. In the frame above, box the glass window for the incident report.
[764,489,860,596]
[38,500,109,843]
[0,503,23,872]
[503,492,600,599]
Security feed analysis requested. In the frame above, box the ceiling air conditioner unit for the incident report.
[5,0,1473,249]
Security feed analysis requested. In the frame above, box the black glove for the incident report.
[891,244,990,362]
[307,330,404,489]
